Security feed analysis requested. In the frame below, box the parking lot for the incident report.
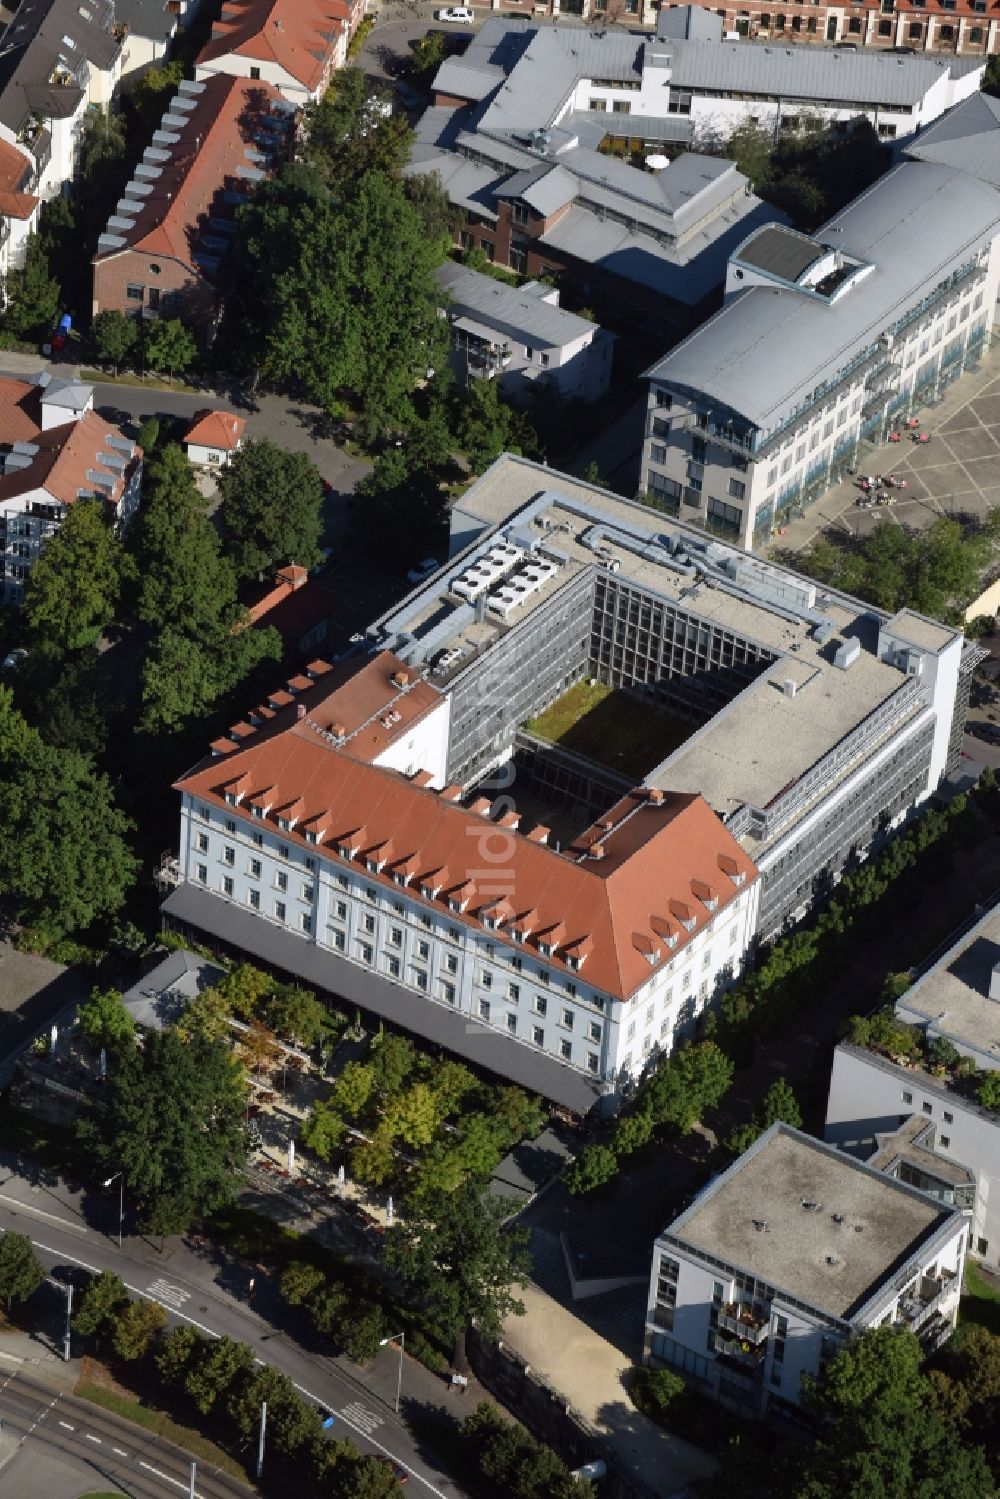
[771,342,1000,556]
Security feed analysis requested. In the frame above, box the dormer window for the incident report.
[539,942,553,958]
[567,955,581,972]
[511,929,524,944]
[278,817,290,831]
[366,858,379,873]
[251,805,263,819]
[393,872,406,886]
[338,844,353,860]
[421,884,434,900]
[484,916,497,931]
[224,791,236,806]
[305,830,319,845]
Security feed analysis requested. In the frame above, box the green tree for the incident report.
[461,1403,579,1499]
[215,962,274,1021]
[175,986,230,1043]
[279,1261,326,1307]
[0,1232,44,1309]
[268,987,327,1049]
[131,58,185,129]
[339,1301,388,1364]
[795,1404,994,1499]
[77,987,135,1052]
[301,1098,346,1160]
[0,688,137,934]
[723,120,773,190]
[92,310,138,373]
[985,55,1000,98]
[334,1060,376,1119]
[218,439,324,581]
[452,380,537,474]
[4,235,60,340]
[978,1071,1000,1111]
[411,31,447,79]
[383,1082,442,1149]
[76,1028,248,1236]
[350,1125,396,1187]
[73,1270,130,1347]
[37,195,79,308]
[112,1297,167,1361]
[370,1033,417,1097]
[804,1326,926,1420]
[303,68,411,187]
[403,171,454,246]
[563,1143,619,1196]
[760,1078,802,1130]
[183,1335,255,1415]
[144,318,198,382]
[428,1060,475,1115]
[156,1324,202,1386]
[385,1183,529,1361]
[611,1108,654,1156]
[641,1041,734,1134]
[725,1120,762,1157]
[352,445,448,566]
[136,416,160,454]
[23,499,130,650]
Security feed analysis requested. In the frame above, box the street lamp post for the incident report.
[256,1400,267,1480]
[103,1172,123,1248]
[62,1282,73,1362]
[379,1332,405,1415]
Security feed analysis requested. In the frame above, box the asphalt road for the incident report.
[0,1367,254,1499]
[0,1154,463,1499]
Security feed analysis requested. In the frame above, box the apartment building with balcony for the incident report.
[436,262,615,403]
[0,371,141,607]
[91,73,293,339]
[640,105,1000,550]
[646,1123,969,1415]
[194,0,363,106]
[825,900,1000,1272]
[161,649,761,1109]
[0,0,124,199]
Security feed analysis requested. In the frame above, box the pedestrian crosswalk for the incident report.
[146,1279,192,1312]
[341,1401,383,1437]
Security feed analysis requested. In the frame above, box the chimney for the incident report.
[391,669,410,688]
[589,841,606,859]
[331,722,346,739]
[296,703,306,720]
[648,788,665,804]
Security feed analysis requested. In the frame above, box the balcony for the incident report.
[719,1303,769,1344]
[707,421,755,457]
[893,1268,958,1334]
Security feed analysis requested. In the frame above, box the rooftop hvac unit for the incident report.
[783,678,797,698]
[834,638,861,671]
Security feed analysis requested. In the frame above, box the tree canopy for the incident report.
[4,234,60,339]
[23,499,132,650]
[76,1027,249,1235]
[0,1232,44,1308]
[0,687,137,934]
[77,987,135,1053]
[218,439,324,580]
[302,68,411,188]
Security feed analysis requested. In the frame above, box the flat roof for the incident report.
[896,903,1000,1068]
[735,224,826,283]
[886,608,957,654]
[388,457,944,833]
[669,1125,952,1321]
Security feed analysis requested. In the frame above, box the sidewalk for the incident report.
[502,1284,716,1497]
[0,1328,81,1394]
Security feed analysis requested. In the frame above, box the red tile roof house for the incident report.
[194,0,364,107]
[0,371,141,607]
[184,409,246,468]
[162,651,761,1110]
[0,137,40,294]
[91,72,293,343]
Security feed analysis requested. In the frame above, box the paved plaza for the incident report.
[771,343,1000,558]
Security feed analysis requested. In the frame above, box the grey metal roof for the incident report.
[433,56,504,102]
[906,91,1000,190]
[161,884,604,1114]
[495,162,577,216]
[666,38,981,108]
[657,5,724,41]
[646,160,1000,430]
[437,260,600,347]
[120,947,225,1031]
[734,223,826,282]
[112,0,179,45]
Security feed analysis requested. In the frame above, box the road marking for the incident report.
[112,1445,128,1456]
[138,1459,201,1496]
[147,1278,192,1312]
[0,1351,23,1363]
[22,1393,59,1441]
[341,1400,384,1437]
[58,1420,74,1431]
[85,1432,101,1444]
[0,1192,88,1234]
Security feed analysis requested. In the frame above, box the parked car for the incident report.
[2,648,27,671]
[374,1457,409,1486]
[406,557,439,584]
[50,1264,92,1288]
[437,6,475,21]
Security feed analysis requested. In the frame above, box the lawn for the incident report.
[76,1376,248,1482]
[525,681,693,782]
[957,1260,1000,1339]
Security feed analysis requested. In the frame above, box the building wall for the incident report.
[92,247,215,331]
[825,1044,1000,1269]
[371,695,451,788]
[118,32,176,87]
[186,441,237,467]
[640,245,998,551]
[450,320,614,405]
[195,49,339,105]
[0,490,64,606]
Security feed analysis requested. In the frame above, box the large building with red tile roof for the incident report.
[91,73,293,339]
[194,0,364,105]
[0,371,141,606]
[165,648,759,1109]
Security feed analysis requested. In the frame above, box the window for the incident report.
[147,287,161,312]
[560,1038,572,1060]
[908,20,922,36]
[248,888,260,911]
[301,913,312,935]
[627,1021,636,1042]
[534,995,547,1017]
[276,871,288,893]
[250,65,261,79]
[302,882,314,903]
[728,477,746,500]
[389,926,403,948]
[877,17,891,33]
[512,202,530,226]
[667,89,692,115]
[479,998,491,1020]
[413,969,428,992]
[922,1101,932,1116]
[359,942,373,964]
[305,857,316,871]
[538,969,550,986]
[507,1013,517,1034]
[418,940,431,961]
[197,863,208,884]
[126,283,144,302]
[363,912,376,934]
[847,14,861,30]
[654,1254,679,1329]
[650,443,667,466]
[441,981,456,1005]
[275,900,286,922]
[587,1052,599,1074]
[589,1020,602,1042]
[386,954,401,978]
[977,1238,989,1256]
[589,97,607,112]
[249,858,261,879]
[223,845,235,866]
[336,900,347,920]
[481,970,493,990]
[561,1008,574,1030]
[196,832,209,853]
[330,928,346,951]
[565,982,577,998]
[445,952,457,973]
[940,1135,950,1149]
[506,982,520,1003]
[279,845,289,861]
[943,1111,953,1124]
[223,876,234,897]
[252,831,264,848]
[532,1026,545,1046]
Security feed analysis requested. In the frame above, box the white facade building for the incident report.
[825,900,1000,1271]
[436,263,615,404]
[640,93,1000,551]
[647,1123,969,1414]
[194,0,359,106]
[164,650,760,1110]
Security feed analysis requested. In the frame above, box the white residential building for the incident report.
[640,91,1000,550]
[436,263,615,404]
[194,0,363,106]
[825,900,1000,1272]
[646,1123,969,1415]
[0,372,142,606]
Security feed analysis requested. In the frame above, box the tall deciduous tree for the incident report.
[144,317,198,382]
[0,1232,44,1308]
[92,309,138,373]
[112,1298,167,1360]
[76,1028,249,1236]
[0,687,137,934]
[77,987,135,1052]
[384,1183,529,1363]
[23,499,131,649]
[73,1270,130,1348]
[4,234,60,339]
[302,67,411,187]
[218,439,324,581]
